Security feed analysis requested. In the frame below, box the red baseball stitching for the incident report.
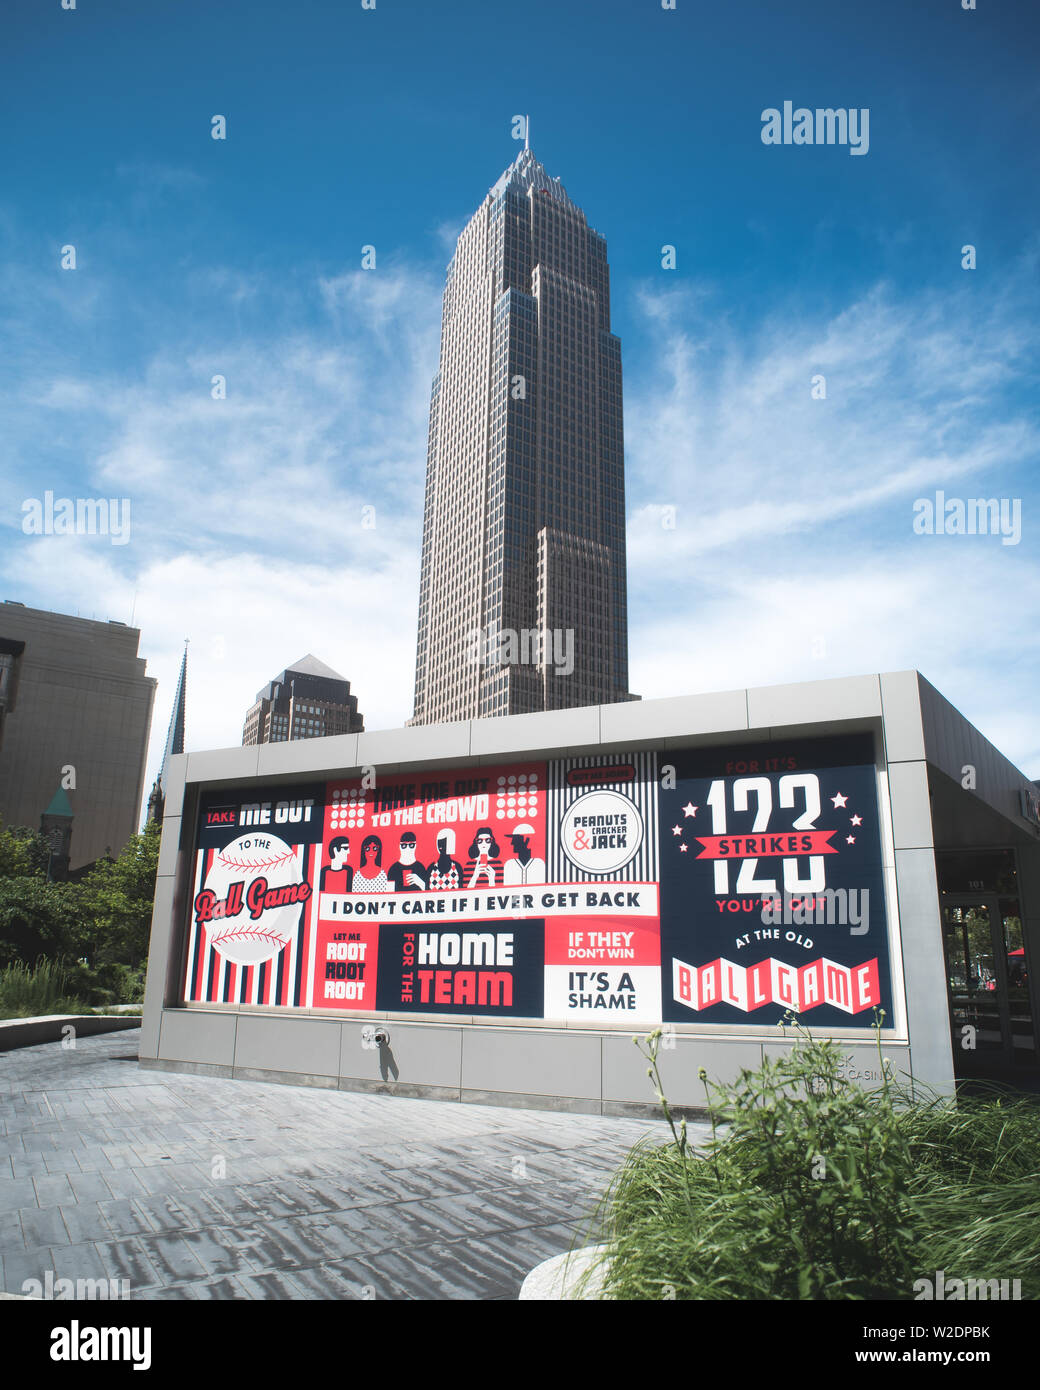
[208,929,291,947]
[216,849,297,873]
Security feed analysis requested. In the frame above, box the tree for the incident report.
[0,877,83,967]
[0,819,159,1003]
[0,821,50,880]
[75,819,161,971]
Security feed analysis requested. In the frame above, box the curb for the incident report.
[0,1015,141,1053]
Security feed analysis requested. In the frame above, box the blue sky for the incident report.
[2,0,1038,807]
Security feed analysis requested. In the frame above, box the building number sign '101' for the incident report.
[702,774,835,895]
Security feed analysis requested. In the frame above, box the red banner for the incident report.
[694,830,837,860]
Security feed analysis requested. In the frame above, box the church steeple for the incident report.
[40,785,73,881]
[147,641,188,825]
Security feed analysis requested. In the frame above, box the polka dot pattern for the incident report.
[494,771,539,823]
[328,785,367,831]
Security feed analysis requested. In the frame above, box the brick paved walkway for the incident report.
[0,1029,697,1300]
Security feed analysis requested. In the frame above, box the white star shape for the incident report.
[683,802,699,818]
[846,835,856,845]
[850,814,862,826]
[672,825,683,836]
[831,792,849,808]
[679,843,688,853]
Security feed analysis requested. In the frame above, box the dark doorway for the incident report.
[937,849,1036,1083]
[939,891,1035,1081]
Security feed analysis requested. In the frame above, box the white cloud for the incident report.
[3,235,1038,822]
[2,257,443,804]
[622,265,1040,773]
[629,548,1040,777]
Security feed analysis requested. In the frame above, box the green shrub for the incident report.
[899,1085,1040,1290]
[584,1017,1040,1300]
[0,957,90,1019]
[588,1021,916,1299]
[61,959,147,1008]
[0,955,146,1017]
[897,1083,1040,1184]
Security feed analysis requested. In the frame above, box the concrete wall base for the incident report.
[137,1055,700,1119]
[0,1015,141,1053]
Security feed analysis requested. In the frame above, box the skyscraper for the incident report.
[411,145,636,724]
[242,655,364,745]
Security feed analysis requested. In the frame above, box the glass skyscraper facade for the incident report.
[411,147,635,724]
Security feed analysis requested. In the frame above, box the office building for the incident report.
[412,145,635,723]
[0,636,23,754]
[0,602,156,870]
[242,655,364,746]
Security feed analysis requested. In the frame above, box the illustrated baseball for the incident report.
[203,833,304,967]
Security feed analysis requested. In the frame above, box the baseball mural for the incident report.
[182,742,894,1029]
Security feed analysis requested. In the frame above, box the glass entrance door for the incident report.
[942,898,1035,1078]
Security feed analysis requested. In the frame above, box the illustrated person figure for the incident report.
[354,834,391,892]
[502,824,546,884]
[387,832,429,891]
[466,828,502,888]
[427,828,464,891]
[320,837,353,893]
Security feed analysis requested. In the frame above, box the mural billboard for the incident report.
[658,734,893,1027]
[183,736,894,1028]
